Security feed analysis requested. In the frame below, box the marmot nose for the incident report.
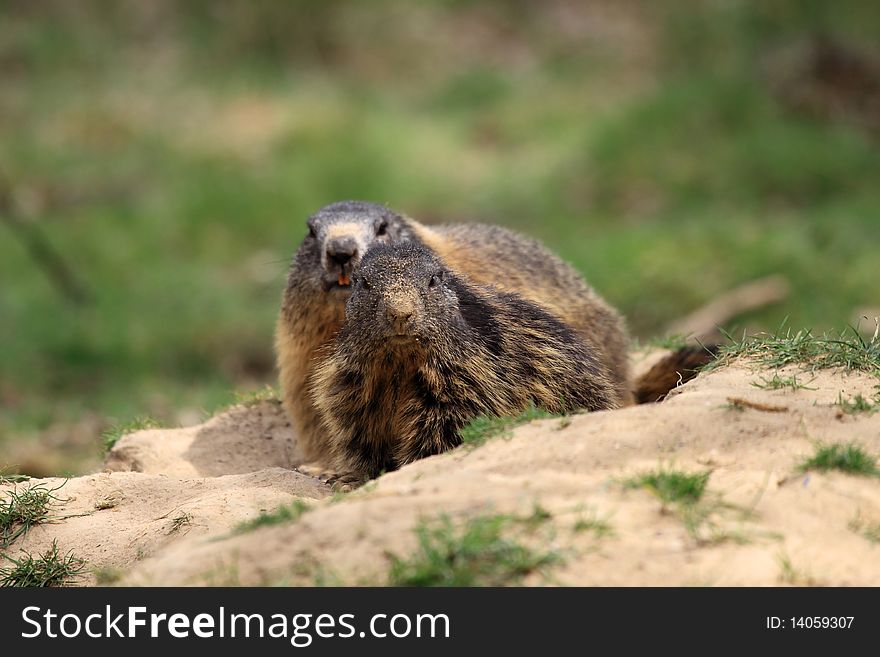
[327,238,358,268]
[385,304,415,333]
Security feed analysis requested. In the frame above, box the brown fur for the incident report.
[410,222,632,403]
[310,242,620,480]
[276,201,632,466]
[633,345,719,403]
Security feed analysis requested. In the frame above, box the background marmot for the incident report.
[310,242,620,480]
[276,202,414,467]
[276,200,630,467]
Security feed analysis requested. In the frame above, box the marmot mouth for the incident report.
[324,274,352,291]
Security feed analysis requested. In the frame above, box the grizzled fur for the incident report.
[310,243,620,480]
[276,200,631,465]
[275,202,417,463]
[409,222,632,404]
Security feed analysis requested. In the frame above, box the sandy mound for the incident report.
[0,468,330,585]
[3,353,879,586]
[103,399,305,478]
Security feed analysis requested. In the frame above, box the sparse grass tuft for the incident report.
[624,468,711,506]
[710,326,880,376]
[751,373,816,392]
[798,442,879,477]
[101,417,163,452]
[848,512,880,544]
[836,392,879,415]
[313,567,344,587]
[518,504,553,531]
[93,565,124,585]
[1,482,65,548]
[167,512,193,535]
[621,468,753,544]
[777,551,816,586]
[460,405,560,447]
[0,471,30,484]
[231,386,281,407]
[555,417,573,430]
[572,511,614,538]
[235,500,311,534]
[387,513,561,586]
[777,552,798,585]
[328,490,348,504]
[0,540,86,587]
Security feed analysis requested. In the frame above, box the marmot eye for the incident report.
[428,272,443,288]
[376,221,388,236]
[360,278,371,290]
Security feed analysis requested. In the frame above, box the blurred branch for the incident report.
[0,178,92,306]
[667,275,790,342]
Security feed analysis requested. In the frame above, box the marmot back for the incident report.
[310,242,620,481]
[276,201,631,467]
[411,222,631,401]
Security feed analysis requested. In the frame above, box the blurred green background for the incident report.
[1,0,879,476]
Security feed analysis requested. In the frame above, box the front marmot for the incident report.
[310,242,620,482]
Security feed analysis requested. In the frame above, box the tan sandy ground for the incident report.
[2,353,879,586]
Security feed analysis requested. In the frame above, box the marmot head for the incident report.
[343,243,460,351]
[296,201,411,293]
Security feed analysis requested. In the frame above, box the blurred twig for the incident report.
[0,178,92,306]
[666,275,790,343]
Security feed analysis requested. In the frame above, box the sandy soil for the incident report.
[3,352,879,586]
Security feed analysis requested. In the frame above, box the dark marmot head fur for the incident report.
[310,242,620,480]
[293,200,414,293]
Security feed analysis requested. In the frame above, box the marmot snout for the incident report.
[343,247,452,345]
